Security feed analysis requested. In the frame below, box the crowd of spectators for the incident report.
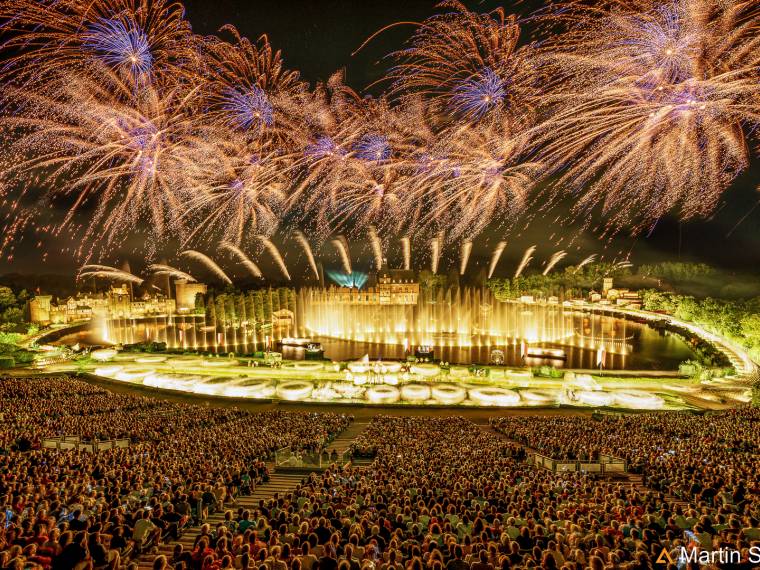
[164,413,760,570]
[490,410,759,508]
[491,409,759,566]
[0,376,352,570]
[3,374,760,570]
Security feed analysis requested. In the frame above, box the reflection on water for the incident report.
[302,324,692,369]
[56,311,694,370]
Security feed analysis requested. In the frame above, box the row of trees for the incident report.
[0,285,32,334]
[641,290,760,362]
[487,263,633,301]
[637,262,715,283]
[197,287,297,329]
[0,286,36,367]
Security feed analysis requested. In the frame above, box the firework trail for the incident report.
[608,259,633,274]
[542,250,567,275]
[487,241,507,279]
[459,240,473,275]
[368,226,384,270]
[573,254,597,273]
[430,235,443,274]
[331,235,353,275]
[293,230,319,280]
[257,236,291,281]
[148,264,197,282]
[78,264,144,285]
[401,237,411,271]
[514,245,536,279]
[181,250,232,285]
[219,241,262,278]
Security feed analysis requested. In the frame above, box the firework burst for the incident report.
[0,0,193,88]
[388,0,535,127]
[195,27,308,144]
[535,0,760,233]
[407,122,540,240]
[0,65,201,253]
[180,137,288,245]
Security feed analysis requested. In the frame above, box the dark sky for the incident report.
[1,0,758,281]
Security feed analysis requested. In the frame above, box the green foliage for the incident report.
[0,286,32,333]
[0,343,19,354]
[488,262,632,301]
[418,271,447,294]
[532,366,564,378]
[642,289,760,367]
[0,341,34,366]
[639,290,673,312]
[200,288,295,330]
[194,293,205,314]
[638,262,714,282]
[0,332,23,345]
[678,359,702,379]
[0,286,16,310]
[750,371,760,408]
[122,341,167,353]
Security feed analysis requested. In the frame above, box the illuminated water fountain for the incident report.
[102,288,297,353]
[299,286,579,347]
[75,284,696,369]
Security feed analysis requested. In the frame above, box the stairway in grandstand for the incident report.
[326,421,369,455]
[328,421,373,466]
[136,469,304,570]
[137,422,372,569]
[622,473,689,509]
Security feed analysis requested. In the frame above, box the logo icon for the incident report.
[656,548,674,565]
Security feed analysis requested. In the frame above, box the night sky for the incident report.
[1,0,758,281]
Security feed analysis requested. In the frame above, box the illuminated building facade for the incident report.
[29,285,177,325]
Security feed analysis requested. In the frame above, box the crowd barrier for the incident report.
[41,436,130,452]
[531,452,626,474]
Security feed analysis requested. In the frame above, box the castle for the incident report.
[27,283,199,326]
[316,269,419,305]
